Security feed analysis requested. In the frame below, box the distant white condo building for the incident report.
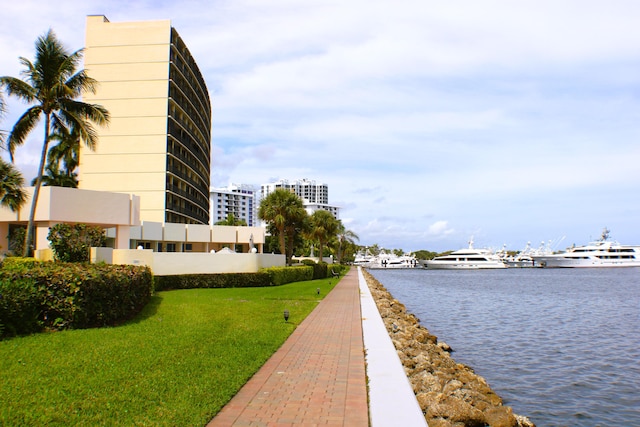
[260,179,340,219]
[210,184,257,226]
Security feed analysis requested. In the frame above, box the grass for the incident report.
[0,277,338,426]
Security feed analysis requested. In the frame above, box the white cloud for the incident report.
[2,0,640,251]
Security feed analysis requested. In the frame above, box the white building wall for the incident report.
[210,184,257,226]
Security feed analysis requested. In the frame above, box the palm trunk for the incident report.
[278,227,286,264]
[23,114,50,257]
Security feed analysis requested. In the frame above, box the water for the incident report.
[368,268,640,427]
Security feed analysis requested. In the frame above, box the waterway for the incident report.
[368,267,640,427]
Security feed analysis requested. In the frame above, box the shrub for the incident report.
[47,223,107,262]
[1,256,42,273]
[155,272,271,291]
[155,266,316,291]
[301,259,329,280]
[0,262,153,338]
[0,277,43,337]
[262,266,313,286]
[7,226,26,257]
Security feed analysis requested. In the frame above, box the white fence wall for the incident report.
[91,248,286,275]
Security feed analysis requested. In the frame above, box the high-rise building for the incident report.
[260,179,340,219]
[79,15,211,225]
[210,184,257,226]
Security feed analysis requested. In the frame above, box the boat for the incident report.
[501,240,557,268]
[367,251,419,269]
[354,249,419,269]
[531,228,640,268]
[425,239,507,270]
[353,249,376,267]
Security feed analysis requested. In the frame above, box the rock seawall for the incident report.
[362,269,536,427]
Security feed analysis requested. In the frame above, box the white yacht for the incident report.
[501,240,557,268]
[354,250,419,269]
[425,239,507,270]
[353,249,375,267]
[367,251,419,269]
[532,228,640,268]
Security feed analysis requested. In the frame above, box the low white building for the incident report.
[0,186,284,275]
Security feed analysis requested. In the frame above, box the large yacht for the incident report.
[532,228,640,268]
[367,251,419,269]
[425,239,507,270]
[354,250,419,269]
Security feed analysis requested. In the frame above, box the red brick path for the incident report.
[207,268,369,426]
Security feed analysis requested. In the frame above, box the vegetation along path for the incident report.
[0,277,338,426]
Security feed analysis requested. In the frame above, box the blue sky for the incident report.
[1,0,639,252]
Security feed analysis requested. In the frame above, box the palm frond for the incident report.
[7,106,43,161]
[0,76,37,103]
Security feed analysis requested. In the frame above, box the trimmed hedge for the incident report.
[0,277,42,337]
[0,259,153,338]
[155,266,315,291]
[263,266,313,286]
[301,260,328,280]
[154,272,271,291]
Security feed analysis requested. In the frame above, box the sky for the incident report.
[1,0,639,253]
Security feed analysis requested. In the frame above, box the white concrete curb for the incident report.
[358,267,429,427]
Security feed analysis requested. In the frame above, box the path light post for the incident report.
[284,310,290,322]
[317,288,320,295]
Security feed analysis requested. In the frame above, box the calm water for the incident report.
[368,268,640,427]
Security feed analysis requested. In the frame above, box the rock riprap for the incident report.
[363,270,536,427]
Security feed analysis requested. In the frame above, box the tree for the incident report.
[308,210,339,262]
[0,29,109,256]
[285,207,308,263]
[31,161,78,188]
[0,94,27,212]
[258,189,306,265]
[215,213,247,226]
[0,90,5,146]
[47,223,106,262]
[45,126,82,185]
[0,155,27,212]
[334,222,359,264]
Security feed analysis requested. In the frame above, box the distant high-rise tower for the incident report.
[79,15,211,225]
[260,179,340,219]
[210,184,257,226]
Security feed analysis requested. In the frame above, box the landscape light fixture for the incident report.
[317,287,320,295]
[284,310,290,322]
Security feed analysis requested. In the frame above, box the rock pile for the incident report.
[363,270,536,427]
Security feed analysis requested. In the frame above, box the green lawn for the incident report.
[0,277,338,426]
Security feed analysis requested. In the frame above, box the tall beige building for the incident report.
[80,15,211,225]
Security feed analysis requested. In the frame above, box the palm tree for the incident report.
[0,93,26,212]
[1,29,109,256]
[308,210,339,263]
[285,206,309,263]
[31,162,78,188]
[0,90,6,146]
[0,156,27,212]
[215,213,247,226]
[46,126,81,182]
[334,222,359,264]
[258,189,306,265]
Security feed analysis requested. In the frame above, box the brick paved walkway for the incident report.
[207,268,369,427]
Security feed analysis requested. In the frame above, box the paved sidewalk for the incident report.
[207,268,369,427]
